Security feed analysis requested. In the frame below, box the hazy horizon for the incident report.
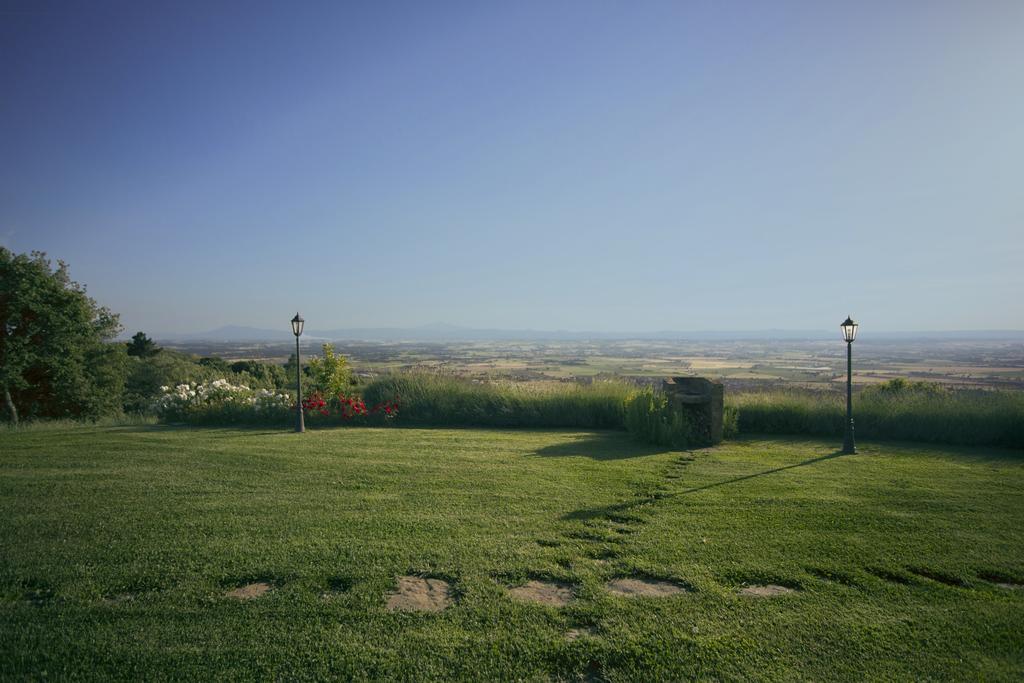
[140,320,1024,343]
[3,1,1022,334]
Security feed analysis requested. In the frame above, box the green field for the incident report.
[2,426,1022,680]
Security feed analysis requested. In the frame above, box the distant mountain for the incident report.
[165,325,299,342]
[151,324,1024,344]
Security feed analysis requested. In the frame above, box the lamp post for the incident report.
[841,315,858,454]
[291,313,305,433]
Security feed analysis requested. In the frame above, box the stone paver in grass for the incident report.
[225,582,273,600]
[385,576,453,612]
[507,580,574,607]
[605,577,689,598]
[565,626,598,641]
[739,584,796,597]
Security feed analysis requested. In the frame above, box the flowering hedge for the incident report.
[153,380,293,424]
[153,380,398,426]
[304,392,400,422]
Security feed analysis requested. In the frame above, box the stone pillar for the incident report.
[662,376,724,446]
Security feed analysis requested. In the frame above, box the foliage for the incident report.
[722,404,740,439]
[727,379,1024,448]
[230,360,287,390]
[124,350,218,413]
[197,356,232,372]
[0,248,124,422]
[121,351,287,414]
[283,352,312,391]
[307,344,353,396]
[152,379,292,425]
[337,393,399,421]
[126,331,161,358]
[623,388,696,449]
[149,379,398,427]
[362,372,630,428]
[83,342,131,418]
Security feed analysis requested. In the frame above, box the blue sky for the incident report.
[2,0,1022,334]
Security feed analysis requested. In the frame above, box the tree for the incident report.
[126,331,161,358]
[197,356,231,372]
[230,360,287,390]
[307,343,352,396]
[0,249,125,422]
[284,352,304,386]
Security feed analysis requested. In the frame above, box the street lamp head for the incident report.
[291,313,304,337]
[841,316,858,343]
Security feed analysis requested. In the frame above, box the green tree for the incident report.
[123,349,208,413]
[126,331,161,358]
[230,360,287,390]
[197,356,231,373]
[283,352,311,392]
[0,249,125,422]
[307,343,353,397]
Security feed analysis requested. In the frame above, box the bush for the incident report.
[229,360,287,391]
[153,379,292,425]
[307,344,353,396]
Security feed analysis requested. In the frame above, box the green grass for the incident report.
[1,426,1022,680]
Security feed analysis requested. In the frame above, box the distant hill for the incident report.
[150,324,1024,344]
[165,325,299,342]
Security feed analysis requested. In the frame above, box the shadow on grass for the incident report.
[114,423,289,437]
[533,434,673,461]
[562,449,848,521]
[677,449,848,495]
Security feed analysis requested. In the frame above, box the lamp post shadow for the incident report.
[561,448,851,522]
[675,449,849,496]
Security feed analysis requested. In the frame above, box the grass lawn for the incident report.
[1,426,1022,680]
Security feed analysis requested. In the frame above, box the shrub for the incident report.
[307,344,352,397]
[230,360,287,390]
[153,379,292,425]
[623,388,696,449]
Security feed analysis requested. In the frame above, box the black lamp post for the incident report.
[291,313,305,433]
[841,315,858,454]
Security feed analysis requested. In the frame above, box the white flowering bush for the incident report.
[153,379,292,424]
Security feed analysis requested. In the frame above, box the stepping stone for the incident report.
[739,584,795,597]
[385,576,453,612]
[507,580,574,607]
[225,582,272,600]
[605,577,688,598]
[565,626,598,641]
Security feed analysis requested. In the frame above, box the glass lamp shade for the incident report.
[841,316,858,343]
[291,313,305,337]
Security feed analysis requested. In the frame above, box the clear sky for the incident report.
[2,0,1022,334]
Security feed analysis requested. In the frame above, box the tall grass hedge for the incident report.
[728,379,1024,449]
[147,369,1021,451]
[362,373,630,428]
[622,388,696,449]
